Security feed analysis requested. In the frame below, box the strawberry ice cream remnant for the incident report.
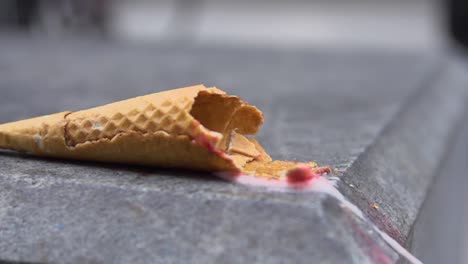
[286,165,319,183]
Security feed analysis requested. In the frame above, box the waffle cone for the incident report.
[0,85,266,171]
[0,84,329,179]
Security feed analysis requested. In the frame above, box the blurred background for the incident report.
[0,0,468,263]
[0,0,466,50]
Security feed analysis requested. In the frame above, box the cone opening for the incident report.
[190,90,263,134]
[190,91,242,134]
[189,90,265,168]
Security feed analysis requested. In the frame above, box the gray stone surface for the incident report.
[340,58,468,244]
[0,156,399,264]
[410,66,468,263]
[0,37,467,263]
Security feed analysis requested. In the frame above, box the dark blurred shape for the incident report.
[16,0,39,28]
[0,0,36,28]
[0,0,108,34]
[37,0,109,35]
[449,0,468,47]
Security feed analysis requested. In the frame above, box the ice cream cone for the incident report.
[0,84,329,180]
[0,85,265,171]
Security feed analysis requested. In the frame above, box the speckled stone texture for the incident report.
[0,37,467,263]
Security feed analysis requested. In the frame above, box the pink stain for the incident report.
[193,134,237,163]
[193,135,222,155]
[287,165,318,183]
[367,208,404,246]
[191,121,226,156]
[218,165,326,191]
[350,217,394,264]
